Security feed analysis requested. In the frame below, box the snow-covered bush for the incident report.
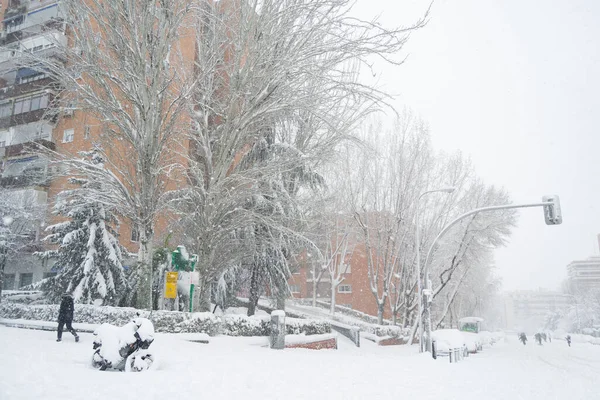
[286,317,331,335]
[0,303,330,336]
[221,314,270,336]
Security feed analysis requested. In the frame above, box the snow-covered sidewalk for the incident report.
[0,318,99,333]
[1,326,599,400]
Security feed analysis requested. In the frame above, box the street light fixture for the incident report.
[421,196,563,354]
[415,187,456,353]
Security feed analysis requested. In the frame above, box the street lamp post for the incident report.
[415,187,456,353]
[422,198,562,353]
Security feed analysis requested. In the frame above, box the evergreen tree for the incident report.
[39,151,128,305]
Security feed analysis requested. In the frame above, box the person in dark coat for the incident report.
[57,294,79,342]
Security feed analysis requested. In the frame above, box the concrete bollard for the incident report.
[270,310,286,349]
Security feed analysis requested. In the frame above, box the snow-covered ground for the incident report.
[1,326,599,400]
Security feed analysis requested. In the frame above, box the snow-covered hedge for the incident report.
[0,303,330,337]
[1,290,44,304]
[0,303,221,335]
[286,317,330,335]
[221,314,270,336]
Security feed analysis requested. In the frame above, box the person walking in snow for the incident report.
[566,335,571,347]
[519,332,528,345]
[57,293,79,342]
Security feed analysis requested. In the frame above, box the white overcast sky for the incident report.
[353,0,600,292]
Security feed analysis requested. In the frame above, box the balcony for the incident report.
[0,76,56,100]
[0,155,50,188]
[2,1,61,36]
[0,120,53,149]
[0,31,66,73]
[1,18,64,47]
[0,108,49,130]
[3,138,54,158]
[0,93,56,129]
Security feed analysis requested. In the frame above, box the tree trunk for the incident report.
[312,264,317,307]
[407,316,419,345]
[330,285,336,315]
[276,294,286,310]
[0,253,6,303]
[377,303,385,325]
[247,265,260,316]
[0,246,7,303]
[195,278,212,312]
[135,228,153,310]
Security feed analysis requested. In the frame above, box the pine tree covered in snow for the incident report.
[40,195,128,305]
[39,151,128,305]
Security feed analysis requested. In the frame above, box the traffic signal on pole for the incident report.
[542,195,562,225]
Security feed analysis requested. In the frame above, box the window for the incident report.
[2,273,15,290]
[21,98,31,113]
[30,96,41,111]
[289,284,300,294]
[0,103,11,118]
[30,94,49,111]
[338,284,352,293]
[13,99,23,114]
[13,94,48,115]
[19,273,33,288]
[341,262,351,274]
[6,15,24,33]
[18,73,47,85]
[84,125,90,140]
[131,227,139,242]
[62,129,74,143]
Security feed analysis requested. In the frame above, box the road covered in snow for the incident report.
[0,326,598,400]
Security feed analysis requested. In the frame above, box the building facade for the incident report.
[503,289,572,332]
[567,255,600,295]
[288,243,399,320]
[0,0,64,290]
[0,0,197,291]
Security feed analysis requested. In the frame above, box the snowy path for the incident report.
[0,327,598,400]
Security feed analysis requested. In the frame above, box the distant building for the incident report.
[503,289,572,332]
[288,242,398,320]
[567,256,600,295]
[563,234,600,296]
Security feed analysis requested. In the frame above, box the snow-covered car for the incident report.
[461,331,483,353]
[431,329,468,357]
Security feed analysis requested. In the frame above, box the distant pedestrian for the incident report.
[57,293,79,342]
[535,333,543,345]
[566,335,571,347]
[519,332,528,345]
[541,332,547,342]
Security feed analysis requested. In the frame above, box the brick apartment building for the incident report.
[289,242,398,319]
[0,0,198,291]
[0,1,408,324]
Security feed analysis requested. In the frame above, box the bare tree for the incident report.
[0,188,46,300]
[344,115,434,325]
[33,0,195,309]
[178,0,428,311]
